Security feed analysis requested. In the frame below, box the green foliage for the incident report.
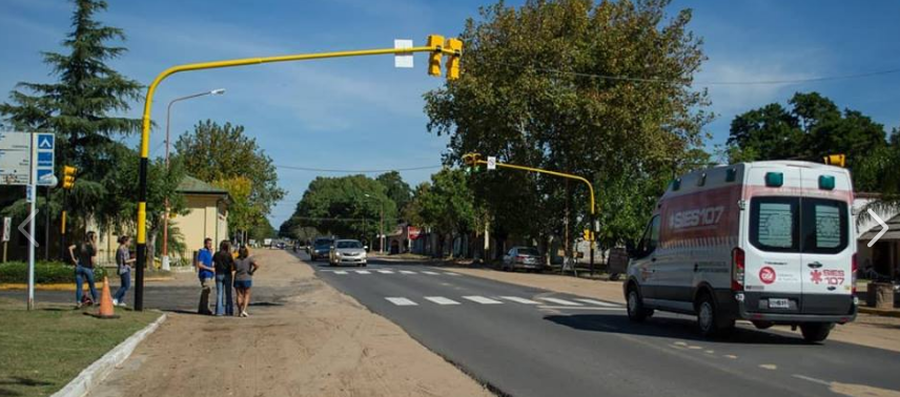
[290,175,397,240]
[424,0,709,246]
[174,120,285,234]
[0,261,106,284]
[376,171,413,216]
[408,168,477,235]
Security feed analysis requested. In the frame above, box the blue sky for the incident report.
[1,0,898,228]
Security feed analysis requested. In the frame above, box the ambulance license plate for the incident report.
[769,298,790,309]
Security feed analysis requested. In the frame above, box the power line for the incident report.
[275,164,443,174]
[526,66,900,86]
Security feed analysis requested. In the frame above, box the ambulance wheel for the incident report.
[800,323,833,343]
[697,293,734,338]
[626,287,651,322]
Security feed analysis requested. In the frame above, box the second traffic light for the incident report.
[62,165,77,189]
[823,154,846,168]
[427,35,444,77]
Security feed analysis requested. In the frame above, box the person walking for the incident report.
[233,246,259,317]
[197,238,216,315]
[213,240,235,316]
[113,235,135,307]
[69,232,98,308]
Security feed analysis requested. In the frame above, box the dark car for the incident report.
[310,237,334,261]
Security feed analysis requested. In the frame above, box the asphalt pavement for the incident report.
[308,255,899,397]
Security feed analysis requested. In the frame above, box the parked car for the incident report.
[330,239,368,267]
[624,161,857,342]
[501,247,544,272]
[310,237,334,261]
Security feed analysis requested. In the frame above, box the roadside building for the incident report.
[855,193,900,279]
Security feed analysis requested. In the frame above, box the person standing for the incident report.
[197,238,216,315]
[113,235,135,307]
[69,232,98,308]
[233,246,259,317]
[213,240,235,316]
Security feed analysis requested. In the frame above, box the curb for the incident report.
[50,312,168,397]
[859,306,900,318]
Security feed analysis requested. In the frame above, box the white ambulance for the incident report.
[624,161,857,342]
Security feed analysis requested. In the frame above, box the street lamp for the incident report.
[161,88,226,270]
[364,194,385,254]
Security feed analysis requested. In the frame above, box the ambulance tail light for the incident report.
[851,253,858,294]
[731,247,745,291]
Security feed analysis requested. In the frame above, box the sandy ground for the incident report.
[448,267,900,353]
[88,250,493,397]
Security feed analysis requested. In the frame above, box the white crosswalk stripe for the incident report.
[424,296,461,305]
[355,270,371,274]
[421,271,441,275]
[500,296,540,305]
[463,296,503,305]
[377,270,395,274]
[333,270,348,275]
[443,272,461,276]
[399,270,416,274]
[538,297,582,306]
[574,298,620,307]
[385,297,418,306]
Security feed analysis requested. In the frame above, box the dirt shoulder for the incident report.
[448,267,900,353]
[88,250,492,397]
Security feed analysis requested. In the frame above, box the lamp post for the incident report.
[364,194,385,254]
[161,88,225,270]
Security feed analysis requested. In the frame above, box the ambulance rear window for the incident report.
[751,197,798,252]
[750,197,848,254]
[801,198,848,254]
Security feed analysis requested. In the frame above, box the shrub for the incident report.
[0,261,107,284]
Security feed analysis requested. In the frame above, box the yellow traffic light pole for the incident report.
[463,154,598,276]
[133,36,462,311]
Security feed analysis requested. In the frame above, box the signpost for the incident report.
[2,217,10,263]
[487,156,497,171]
[0,132,55,309]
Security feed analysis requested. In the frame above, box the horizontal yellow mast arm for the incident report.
[474,159,595,216]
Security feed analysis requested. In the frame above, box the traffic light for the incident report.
[444,38,462,80]
[583,229,592,241]
[823,154,846,168]
[427,34,445,77]
[462,153,482,174]
[62,165,77,189]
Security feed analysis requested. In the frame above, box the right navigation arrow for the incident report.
[867,208,890,247]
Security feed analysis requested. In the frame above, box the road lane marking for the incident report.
[538,297,582,306]
[333,270,348,275]
[377,270,394,274]
[422,271,441,275]
[399,270,416,274]
[723,354,737,359]
[500,296,540,305]
[759,364,777,370]
[355,270,371,274]
[573,298,620,307]
[425,297,461,305]
[463,296,503,305]
[444,272,461,276]
[538,306,624,311]
[792,374,830,386]
[385,297,418,306]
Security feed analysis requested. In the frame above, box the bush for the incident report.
[0,261,107,284]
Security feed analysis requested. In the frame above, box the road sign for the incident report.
[394,39,414,68]
[34,133,55,186]
[487,156,496,170]
[0,132,32,185]
[2,217,10,242]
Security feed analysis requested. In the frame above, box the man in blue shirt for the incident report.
[197,238,215,315]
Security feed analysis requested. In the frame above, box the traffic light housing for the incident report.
[823,154,846,168]
[444,38,462,80]
[462,153,482,174]
[62,165,77,189]
[427,35,445,77]
[583,229,593,241]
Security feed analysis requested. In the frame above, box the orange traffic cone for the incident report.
[96,276,118,319]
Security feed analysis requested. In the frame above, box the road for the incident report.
[310,256,899,397]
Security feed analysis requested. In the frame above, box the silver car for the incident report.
[330,239,368,267]
[501,247,544,272]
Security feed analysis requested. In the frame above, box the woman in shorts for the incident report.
[233,246,259,317]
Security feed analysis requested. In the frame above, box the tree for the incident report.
[406,169,478,256]
[424,0,709,250]
[291,175,397,241]
[0,0,142,232]
[376,171,413,216]
[174,120,286,237]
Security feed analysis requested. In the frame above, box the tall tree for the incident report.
[424,0,709,249]
[174,120,286,236]
[0,0,142,231]
[376,171,413,216]
[291,175,397,241]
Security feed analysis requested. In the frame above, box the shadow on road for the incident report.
[544,313,812,345]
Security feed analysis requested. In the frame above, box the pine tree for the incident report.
[0,0,142,180]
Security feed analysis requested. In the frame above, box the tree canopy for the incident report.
[288,175,398,241]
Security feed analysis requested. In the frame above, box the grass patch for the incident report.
[0,262,107,284]
[0,298,160,397]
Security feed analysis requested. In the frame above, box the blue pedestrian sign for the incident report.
[37,134,53,150]
[33,133,55,186]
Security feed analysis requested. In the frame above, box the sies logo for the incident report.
[810,269,845,285]
[759,266,776,284]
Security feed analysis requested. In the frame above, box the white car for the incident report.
[624,161,857,342]
[329,239,368,267]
